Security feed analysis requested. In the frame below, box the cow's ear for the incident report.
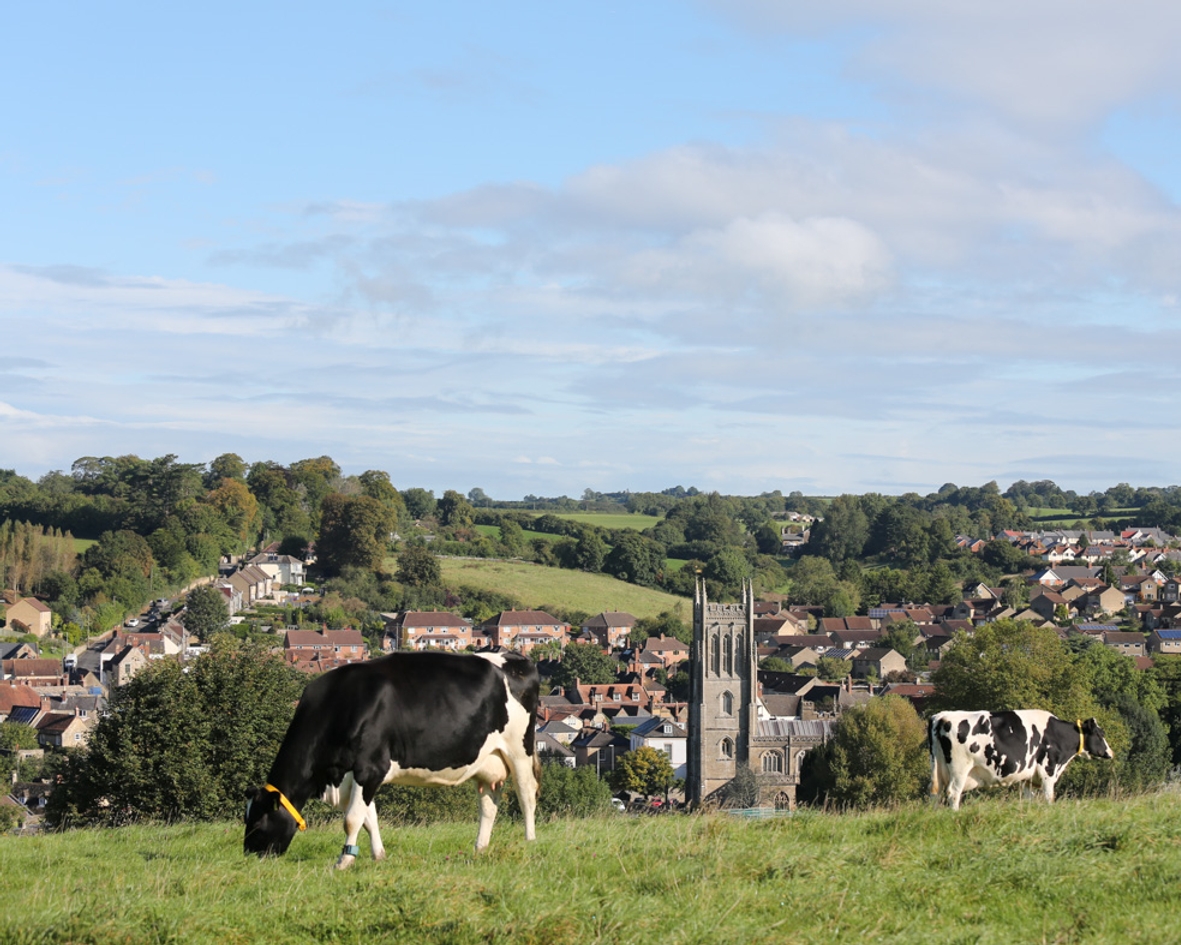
[245,786,263,803]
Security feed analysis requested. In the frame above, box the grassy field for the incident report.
[438,557,686,619]
[1024,507,1139,526]
[4,794,1181,944]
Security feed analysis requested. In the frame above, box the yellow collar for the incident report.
[264,784,307,831]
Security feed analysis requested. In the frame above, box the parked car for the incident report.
[126,618,140,628]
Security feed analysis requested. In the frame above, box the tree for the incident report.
[723,763,760,808]
[611,746,675,801]
[550,642,617,688]
[498,519,526,557]
[816,655,851,682]
[602,532,664,588]
[403,488,437,521]
[46,636,307,826]
[630,610,690,646]
[929,619,1098,720]
[205,453,247,489]
[570,530,607,572]
[703,547,750,598]
[358,470,406,522]
[437,490,475,529]
[317,493,395,575]
[800,695,928,808]
[808,494,869,564]
[879,619,918,660]
[1112,693,1171,793]
[182,584,229,642]
[202,477,262,550]
[395,542,441,588]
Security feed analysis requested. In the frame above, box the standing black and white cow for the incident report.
[244,650,541,868]
[929,709,1113,810]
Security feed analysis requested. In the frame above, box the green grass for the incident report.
[5,794,1181,943]
[437,557,686,619]
[73,537,97,553]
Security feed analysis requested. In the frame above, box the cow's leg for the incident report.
[336,783,371,870]
[363,799,386,860]
[507,750,540,842]
[1042,778,1056,804]
[475,781,503,851]
[947,775,968,811]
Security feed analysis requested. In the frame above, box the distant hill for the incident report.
[439,557,686,619]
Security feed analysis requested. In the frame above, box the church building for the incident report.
[686,577,833,809]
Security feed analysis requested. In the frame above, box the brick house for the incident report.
[284,629,368,664]
[475,611,570,654]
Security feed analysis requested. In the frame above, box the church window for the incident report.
[723,633,733,675]
[711,634,720,675]
[762,752,783,774]
[720,738,734,760]
[721,691,734,716]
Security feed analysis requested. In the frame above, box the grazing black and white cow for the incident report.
[929,709,1113,810]
[244,650,541,869]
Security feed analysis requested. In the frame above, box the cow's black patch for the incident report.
[968,742,979,754]
[957,719,970,744]
[933,718,954,765]
[989,711,1029,777]
[971,716,991,736]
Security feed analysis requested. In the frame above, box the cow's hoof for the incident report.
[335,854,357,870]
[373,849,387,862]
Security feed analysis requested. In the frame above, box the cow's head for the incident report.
[1080,718,1114,760]
[244,786,300,857]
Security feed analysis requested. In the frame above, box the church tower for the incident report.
[687,576,758,807]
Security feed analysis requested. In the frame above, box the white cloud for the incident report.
[707,1,1181,130]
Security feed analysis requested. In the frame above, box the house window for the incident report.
[663,724,672,734]
[720,738,734,760]
[613,694,621,702]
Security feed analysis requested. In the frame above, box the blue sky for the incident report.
[3,1,1181,499]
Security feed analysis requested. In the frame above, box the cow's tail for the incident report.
[928,716,945,802]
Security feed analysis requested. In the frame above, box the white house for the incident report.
[628,716,688,779]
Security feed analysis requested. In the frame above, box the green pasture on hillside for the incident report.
[72,538,97,553]
[473,524,559,544]
[437,557,686,619]
[1024,507,1139,526]
[4,793,1181,943]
